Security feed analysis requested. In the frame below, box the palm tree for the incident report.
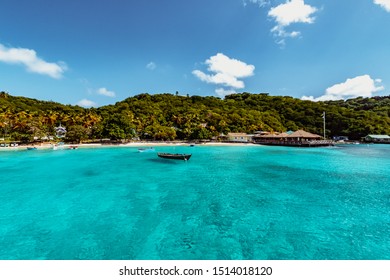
[0,109,14,140]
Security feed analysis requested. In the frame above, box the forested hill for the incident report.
[1,91,389,142]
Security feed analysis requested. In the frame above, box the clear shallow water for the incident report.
[0,144,389,260]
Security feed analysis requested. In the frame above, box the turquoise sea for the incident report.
[0,144,389,260]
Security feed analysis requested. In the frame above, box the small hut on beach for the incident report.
[287,130,322,141]
[225,133,254,142]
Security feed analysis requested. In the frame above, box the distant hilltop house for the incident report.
[55,124,67,138]
[364,134,390,143]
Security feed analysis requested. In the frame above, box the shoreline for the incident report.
[0,141,366,152]
[0,141,257,151]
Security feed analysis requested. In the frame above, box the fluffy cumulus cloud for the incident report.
[302,75,385,101]
[268,0,318,44]
[374,0,390,12]
[97,87,115,97]
[192,53,255,97]
[0,43,66,79]
[146,61,156,70]
[77,99,97,108]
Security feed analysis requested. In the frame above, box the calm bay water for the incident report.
[0,144,389,260]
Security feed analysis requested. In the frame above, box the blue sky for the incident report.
[1,0,390,107]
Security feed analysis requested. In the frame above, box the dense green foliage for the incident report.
[1,91,389,142]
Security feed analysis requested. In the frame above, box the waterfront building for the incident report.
[364,135,390,143]
[226,133,254,142]
[253,129,333,147]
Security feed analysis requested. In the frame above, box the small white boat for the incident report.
[138,147,155,153]
[52,142,65,150]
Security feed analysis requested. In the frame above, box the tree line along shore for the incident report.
[1,91,389,144]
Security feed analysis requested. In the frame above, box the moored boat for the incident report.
[138,147,155,152]
[27,147,37,150]
[52,142,65,150]
[157,153,191,161]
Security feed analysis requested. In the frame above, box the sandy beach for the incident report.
[0,141,256,151]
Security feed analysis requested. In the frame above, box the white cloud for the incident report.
[192,69,245,89]
[77,99,97,108]
[268,0,318,41]
[269,0,317,26]
[146,62,156,70]
[0,43,66,79]
[215,88,237,98]
[97,87,116,97]
[243,0,270,7]
[192,53,255,92]
[374,0,390,12]
[302,75,385,101]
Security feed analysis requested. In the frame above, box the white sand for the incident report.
[0,141,256,151]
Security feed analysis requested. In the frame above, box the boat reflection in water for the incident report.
[157,153,192,161]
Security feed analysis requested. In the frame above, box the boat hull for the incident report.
[157,153,191,161]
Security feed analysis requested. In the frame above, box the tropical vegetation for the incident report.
[1,91,389,143]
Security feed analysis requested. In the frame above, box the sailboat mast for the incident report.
[323,111,326,139]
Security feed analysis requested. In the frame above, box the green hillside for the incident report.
[1,91,389,142]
